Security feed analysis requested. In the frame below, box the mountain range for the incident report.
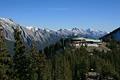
[0,18,107,50]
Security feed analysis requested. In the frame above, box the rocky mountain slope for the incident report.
[0,18,61,49]
[0,18,107,50]
[58,27,107,39]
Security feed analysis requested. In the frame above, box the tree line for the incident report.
[0,27,120,80]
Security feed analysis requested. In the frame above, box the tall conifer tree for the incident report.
[0,24,12,80]
[13,27,31,80]
[30,43,46,80]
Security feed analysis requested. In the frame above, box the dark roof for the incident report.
[100,27,120,39]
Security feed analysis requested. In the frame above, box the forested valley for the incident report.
[0,28,120,80]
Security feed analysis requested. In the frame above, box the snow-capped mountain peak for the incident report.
[0,17,107,50]
[58,27,107,39]
[0,18,61,49]
[72,27,80,31]
[26,26,39,32]
[0,17,16,25]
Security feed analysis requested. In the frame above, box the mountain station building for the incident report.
[65,37,102,48]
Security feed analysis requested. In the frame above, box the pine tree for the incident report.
[63,56,72,80]
[0,25,12,80]
[13,27,31,80]
[30,43,46,80]
[37,51,46,80]
[44,59,52,80]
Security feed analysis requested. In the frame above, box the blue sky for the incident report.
[0,0,120,31]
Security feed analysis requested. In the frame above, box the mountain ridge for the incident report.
[0,18,107,49]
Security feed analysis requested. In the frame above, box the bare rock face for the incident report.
[0,18,61,49]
